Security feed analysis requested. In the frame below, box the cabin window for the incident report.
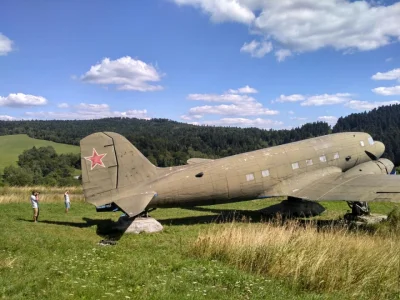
[319,155,327,162]
[368,137,374,145]
[261,170,270,177]
[246,173,255,181]
[292,162,299,170]
[333,152,340,160]
[306,159,313,166]
[360,141,365,147]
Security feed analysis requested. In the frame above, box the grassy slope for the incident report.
[0,134,79,172]
[1,196,398,300]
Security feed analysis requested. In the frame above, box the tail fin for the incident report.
[80,132,157,217]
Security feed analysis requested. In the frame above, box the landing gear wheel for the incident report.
[344,201,370,221]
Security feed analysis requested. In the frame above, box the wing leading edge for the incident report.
[289,174,400,203]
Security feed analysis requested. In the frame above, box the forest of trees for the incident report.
[0,118,331,167]
[1,103,400,185]
[2,146,81,186]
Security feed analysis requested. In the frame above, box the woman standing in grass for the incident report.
[31,191,39,222]
[64,190,70,213]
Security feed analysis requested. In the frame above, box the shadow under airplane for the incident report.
[17,217,127,241]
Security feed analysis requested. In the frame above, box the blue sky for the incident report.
[1,0,400,129]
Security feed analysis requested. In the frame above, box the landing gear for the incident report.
[347,201,370,216]
[344,201,370,222]
[140,208,157,218]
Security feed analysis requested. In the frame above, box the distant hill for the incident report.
[0,134,79,172]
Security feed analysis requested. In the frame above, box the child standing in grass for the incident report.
[64,191,70,213]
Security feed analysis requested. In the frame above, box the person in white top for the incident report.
[64,191,70,213]
[30,191,39,222]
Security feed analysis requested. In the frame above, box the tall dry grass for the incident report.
[0,186,84,203]
[192,220,400,299]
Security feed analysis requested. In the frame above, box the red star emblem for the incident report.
[84,148,107,170]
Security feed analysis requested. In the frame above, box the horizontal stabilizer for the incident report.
[115,192,157,217]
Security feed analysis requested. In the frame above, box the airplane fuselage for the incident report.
[147,132,386,207]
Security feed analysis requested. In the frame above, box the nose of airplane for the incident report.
[374,141,385,158]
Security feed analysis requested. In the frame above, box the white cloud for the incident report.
[180,114,203,121]
[240,40,273,58]
[345,100,400,110]
[290,117,308,121]
[25,102,149,120]
[0,115,17,121]
[227,85,258,94]
[174,0,255,24]
[0,33,13,56]
[75,103,110,112]
[174,0,400,56]
[371,68,400,81]
[58,103,69,108]
[288,110,295,115]
[317,116,338,126]
[301,93,352,106]
[80,56,163,92]
[188,93,255,103]
[185,87,279,123]
[385,57,393,62]
[189,102,278,116]
[275,94,305,103]
[372,86,400,95]
[275,49,292,62]
[197,117,283,128]
[0,93,48,107]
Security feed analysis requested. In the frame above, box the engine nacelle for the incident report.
[344,158,394,178]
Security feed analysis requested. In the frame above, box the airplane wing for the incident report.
[289,174,400,203]
[187,158,213,165]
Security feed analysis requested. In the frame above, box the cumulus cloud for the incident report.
[188,93,255,103]
[187,89,278,116]
[197,117,283,128]
[58,103,69,108]
[345,100,400,110]
[227,85,258,94]
[174,0,400,57]
[371,68,400,81]
[372,86,400,95]
[189,102,278,116]
[275,94,305,103]
[183,86,280,128]
[0,93,48,107]
[25,102,149,120]
[301,93,353,106]
[240,40,273,58]
[80,56,163,92]
[0,33,13,56]
[290,116,308,121]
[174,0,255,24]
[0,115,18,121]
[275,49,292,62]
[317,116,338,126]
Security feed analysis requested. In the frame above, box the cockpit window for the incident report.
[368,137,374,145]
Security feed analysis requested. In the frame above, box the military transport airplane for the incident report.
[80,132,399,219]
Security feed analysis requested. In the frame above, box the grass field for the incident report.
[0,134,79,172]
[1,187,399,299]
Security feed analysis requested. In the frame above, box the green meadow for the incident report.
[1,187,399,300]
[0,134,79,172]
